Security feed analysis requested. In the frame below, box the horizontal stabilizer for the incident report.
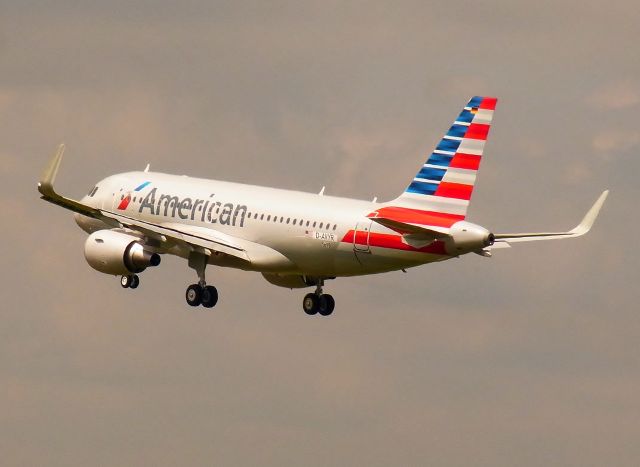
[370,217,451,237]
[494,190,608,243]
[370,217,451,249]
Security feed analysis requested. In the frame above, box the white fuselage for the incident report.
[77,171,454,278]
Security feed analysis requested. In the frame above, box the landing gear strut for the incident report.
[186,251,218,308]
[302,280,335,316]
[120,274,139,289]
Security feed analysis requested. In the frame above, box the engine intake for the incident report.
[84,230,161,275]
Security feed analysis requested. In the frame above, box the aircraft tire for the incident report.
[129,274,140,289]
[201,285,218,308]
[303,293,319,315]
[318,294,335,316]
[186,284,203,307]
[120,275,132,288]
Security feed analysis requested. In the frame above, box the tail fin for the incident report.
[390,96,497,218]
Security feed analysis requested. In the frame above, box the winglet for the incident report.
[38,143,65,198]
[37,144,101,218]
[494,190,609,243]
[570,189,609,236]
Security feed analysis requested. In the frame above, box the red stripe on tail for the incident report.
[465,123,490,140]
[479,97,498,110]
[449,153,481,170]
[435,182,473,200]
[368,206,464,227]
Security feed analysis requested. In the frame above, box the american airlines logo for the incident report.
[132,185,248,227]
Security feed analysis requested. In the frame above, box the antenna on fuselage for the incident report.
[318,186,325,196]
[144,163,150,172]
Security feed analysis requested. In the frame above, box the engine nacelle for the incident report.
[84,230,161,275]
[445,221,495,255]
[262,273,317,289]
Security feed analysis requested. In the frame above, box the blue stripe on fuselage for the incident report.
[134,181,151,191]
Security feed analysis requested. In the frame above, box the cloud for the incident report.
[592,129,640,153]
[587,79,640,110]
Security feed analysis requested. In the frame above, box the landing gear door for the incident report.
[353,220,372,252]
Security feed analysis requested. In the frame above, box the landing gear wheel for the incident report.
[201,285,218,308]
[186,284,203,307]
[318,294,335,316]
[303,293,319,315]
[120,275,132,288]
[129,274,140,289]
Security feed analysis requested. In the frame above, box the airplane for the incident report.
[38,96,608,316]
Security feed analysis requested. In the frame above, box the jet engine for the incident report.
[84,230,161,275]
[446,221,495,254]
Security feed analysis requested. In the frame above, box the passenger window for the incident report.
[319,223,323,229]
[313,221,317,227]
[306,221,310,227]
[333,224,337,230]
[267,215,271,221]
[286,218,290,224]
[260,214,264,220]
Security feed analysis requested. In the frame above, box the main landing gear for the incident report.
[185,283,218,308]
[185,251,218,309]
[302,280,335,316]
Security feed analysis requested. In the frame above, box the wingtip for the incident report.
[38,144,66,197]
[571,189,609,236]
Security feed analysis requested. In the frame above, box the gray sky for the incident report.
[1,1,638,466]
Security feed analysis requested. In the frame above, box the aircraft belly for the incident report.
[269,234,450,277]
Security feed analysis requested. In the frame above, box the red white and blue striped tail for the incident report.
[391,96,497,218]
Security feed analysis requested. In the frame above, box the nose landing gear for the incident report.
[302,280,335,316]
[120,274,140,289]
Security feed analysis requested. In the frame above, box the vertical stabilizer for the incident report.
[390,96,497,218]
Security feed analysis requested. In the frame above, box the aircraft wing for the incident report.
[104,211,250,260]
[494,190,609,244]
[38,144,250,262]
